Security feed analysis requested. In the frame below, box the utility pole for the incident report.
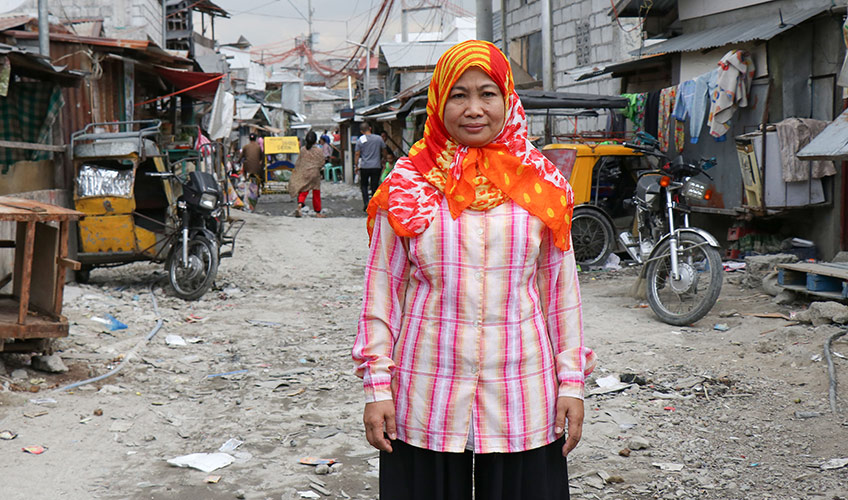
[401,0,408,42]
[38,0,49,57]
[500,0,508,57]
[307,0,313,49]
[541,0,553,91]
[346,40,370,106]
[476,0,492,42]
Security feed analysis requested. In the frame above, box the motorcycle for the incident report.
[146,169,225,300]
[618,136,724,326]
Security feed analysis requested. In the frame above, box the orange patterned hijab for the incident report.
[367,40,575,251]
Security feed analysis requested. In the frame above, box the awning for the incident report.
[797,108,848,161]
[637,5,830,56]
[155,66,223,99]
[574,53,670,81]
[517,90,628,110]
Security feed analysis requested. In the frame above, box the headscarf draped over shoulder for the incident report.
[366,40,575,251]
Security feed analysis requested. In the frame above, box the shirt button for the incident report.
[474,272,482,280]
[473,320,480,328]
[477,228,484,235]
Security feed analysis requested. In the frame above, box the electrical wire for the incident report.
[52,283,165,393]
[609,0,653,33]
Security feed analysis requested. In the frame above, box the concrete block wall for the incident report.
[21,0,163,43]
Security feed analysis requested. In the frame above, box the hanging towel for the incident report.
[673,80,695,121]
[658,86,677,152]
[644,90,661,140]
[708,50,755,138]
[774,117,837,182]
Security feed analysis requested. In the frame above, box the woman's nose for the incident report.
[465,97,485,116]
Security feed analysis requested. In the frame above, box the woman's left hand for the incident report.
[555,396,584,457]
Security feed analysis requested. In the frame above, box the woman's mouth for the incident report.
[462,124,486,133]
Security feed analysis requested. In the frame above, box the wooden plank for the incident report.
[0,139,67,153]
[30,223,58,316]
[0,196,83,221]
[54,221,70,316]
[17,221,35,325]
[779,283,846,301]
[777,262,848,280]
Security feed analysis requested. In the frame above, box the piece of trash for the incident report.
[0,430,17,440]
[753,313,792,320]
[22,445,46,454]
[589,374,630,396]
[603,252,621,270]
[205,369,248,379]
[713,324,730,332]
[664,406,676,412]
[187,337,204,344]
[91,314,128,331]
[834,351,846,359]
[652,462,684,472]
[185,314,207,323]
[246,319,282,328]
[300,457,336,466]
[811,354,823,362]
[94,408,103,416]
[298,491,321,499]
[167,452,235,473]
[287,388,306,397]
[23,411,48,418]
[821,458,848,470]
[204,475,222,483]
[722,262,746,272]
[219,438,243,453]
[29,397,57,406]
[310,482,331,496]
[165,335,187,347]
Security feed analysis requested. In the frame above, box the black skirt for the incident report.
[379,437,570,500]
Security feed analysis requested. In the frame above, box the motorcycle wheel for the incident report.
[571,208,615,266]
[167,236,219,301]
[646,232,723,326]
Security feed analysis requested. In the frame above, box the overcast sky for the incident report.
[210,0,488,60]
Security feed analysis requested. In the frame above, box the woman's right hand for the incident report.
[363,400,396,453]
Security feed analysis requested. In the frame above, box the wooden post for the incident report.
[53,220,69,316]
[17,221,35,325]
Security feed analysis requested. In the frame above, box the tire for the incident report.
[167,236,218,301]
[571,207,615,266]
[645,232,723,326]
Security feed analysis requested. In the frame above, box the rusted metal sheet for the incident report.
[78,214,138,253]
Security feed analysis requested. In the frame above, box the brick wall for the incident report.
[21,0,163,43]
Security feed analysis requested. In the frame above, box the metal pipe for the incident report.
[37,0,49,58]
[500,0,508,56]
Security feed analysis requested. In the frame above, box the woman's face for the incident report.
[443,67,505,148]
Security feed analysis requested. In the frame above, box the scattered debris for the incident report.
[204,475,221,483]
[22,445,46,454]
[714,324,730,332]
[91,314,128,331]
[0,430,18,440]
[31,355,68,374]
[205,369,248,379]
[652,462,684,472]
[820,458,848,470]
[165,335,187,347]
[300,457,336,466]
[167,452,235,473]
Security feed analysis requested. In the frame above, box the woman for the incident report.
[352,40,596,500]
[289,130,326,218]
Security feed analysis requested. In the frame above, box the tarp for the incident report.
[797,108,848,161]
[206,85,234,141]
[155,66,223,99]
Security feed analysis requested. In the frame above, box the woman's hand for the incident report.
[555,396,584,457]
[363,400,397,453]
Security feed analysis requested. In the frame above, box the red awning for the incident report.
[155,67,223,99]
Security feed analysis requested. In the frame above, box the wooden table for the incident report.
[0,196,82,352]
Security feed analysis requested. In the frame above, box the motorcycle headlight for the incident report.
[200,193,217,210]
[682,179,708,200]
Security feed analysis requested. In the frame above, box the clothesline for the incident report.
[618,49,755,153]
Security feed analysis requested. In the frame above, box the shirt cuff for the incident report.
[558,380,585,400]
[363,380,393,403]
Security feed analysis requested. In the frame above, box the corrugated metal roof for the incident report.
[639,5,830,55]
[798,109,848,160]
[380,42,455,69]
[0,15,31,32]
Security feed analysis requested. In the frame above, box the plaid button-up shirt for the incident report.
[353,199,595,453]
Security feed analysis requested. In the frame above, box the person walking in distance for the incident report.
[239,133,265,212]
[354,123,386,210]
[289,131,326,218]
[352,40,596,500]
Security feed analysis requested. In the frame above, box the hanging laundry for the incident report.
[708,50,755,139]
[621,93,647,133]
[658,86,677,152]
[689,69,716,144]
[774,117,837,182]
[672,80,694,151]
[838,14,848,87]
[644,90,661,140]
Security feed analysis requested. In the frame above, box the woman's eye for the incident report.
[482,91,497,98]
[450,93,465,100]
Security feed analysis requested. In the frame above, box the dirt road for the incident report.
[1,183,846,500]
